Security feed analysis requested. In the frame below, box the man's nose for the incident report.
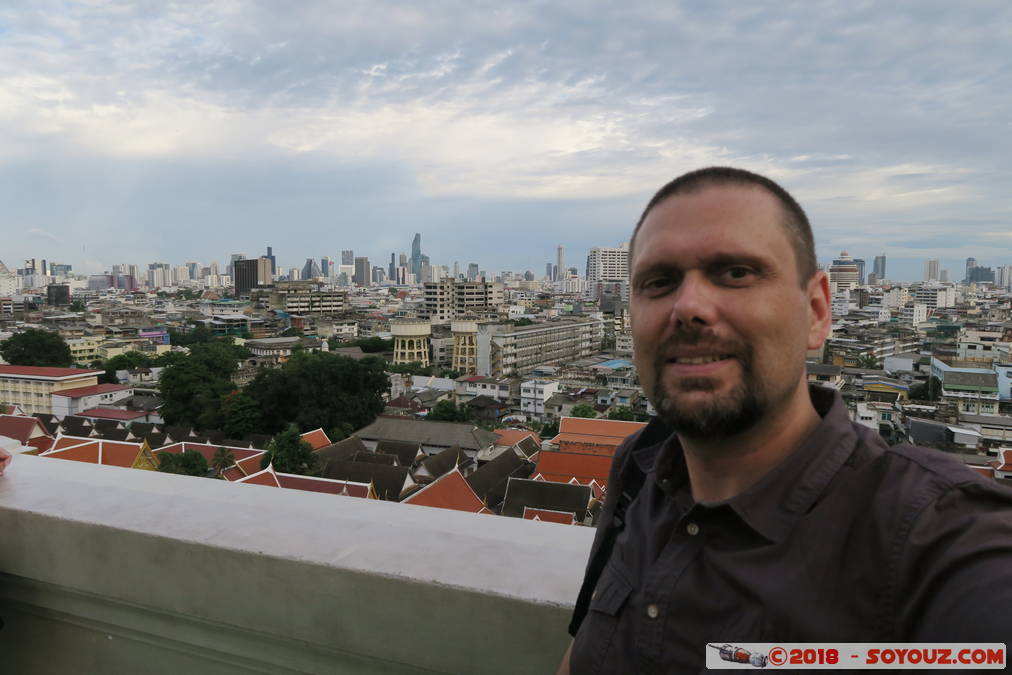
[668,272,718,329]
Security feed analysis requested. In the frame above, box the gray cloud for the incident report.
[0,1,1009,277]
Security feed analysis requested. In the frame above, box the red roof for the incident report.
[238,467,282,487]
[0,365,102,379]
[53,383,131,398]
[79,407,148,421]
[156,442,263,467]
[300,428,331,451]
[535,450,614,487]
[551,417,646,451]
[41,436,146,468]
[402,468,491,514]
[235,465,370,497]
[493,429,542,447]
[523,507,576,525]
[0,415,51,444]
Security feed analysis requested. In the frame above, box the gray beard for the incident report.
[649,347,766,441]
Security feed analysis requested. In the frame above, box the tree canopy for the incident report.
[607,406,637,421]
[248,351,389,436]
[0,328,73,367]
[910,376,942,401]
[570,404,598,418]
[262,424,319,476]
[427,400,474,423]
[157,450,209,476]
[158,341,248,428]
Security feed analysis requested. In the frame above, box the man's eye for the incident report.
[642,277,674,292]
[722,266,755,281]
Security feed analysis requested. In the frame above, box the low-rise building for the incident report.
[520,379,560,421]
[0,365,104,415]
[476,319,602,378]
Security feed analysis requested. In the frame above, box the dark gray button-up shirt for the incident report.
[570,386,1012,674]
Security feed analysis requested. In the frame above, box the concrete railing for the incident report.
[0,454,591,674]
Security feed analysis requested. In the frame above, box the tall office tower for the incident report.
[256,257,273,288]
[229,253,246,278]
[234,259,260,297]
[996,265,1012,290]
[873,254,886,281]
[186,262,200,279]
[965,257,977,283]
[389,253,396,281]
[399,253,408,267]
[341,250,354,265]
[967,266,995,284]
[524,270,535,281]
[923,259,940,282]
[853,259,865,285]
[208,261,219,277]
[467,263,479,281]
[266,246,276,275]
[353,257,371,286]
[40,260,48,276]
[396,266,408,285]
[939,269,949,283]
[321,257,331,278]
[372,267,385,284]
[301,258,322,280]
[410,233,423,279]
[586,243,630,282]
[546,262,554,279]
[453,261,460,278]
[556,246,565,282]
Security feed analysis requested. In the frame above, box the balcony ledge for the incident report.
[0,454,590,674]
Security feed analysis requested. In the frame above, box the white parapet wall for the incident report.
[0,454,591,674]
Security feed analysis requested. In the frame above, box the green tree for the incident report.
[248,351,389,436]
[388,361,432,376]
[570,404,598,419]
[856,354,881,369]
[158,450,209,476]
[168,325,216,347]
[262,424,319,476]
[221,391,261,438]
[511,318,535,326]
[0,328,73,367]
[153,351,188,368]
[100,351,153,383]
[910,376,942,401]
[607,406,637,421]
[69,300,86,312]
[427,400,473,423]
[210,446,236,477]
[539,420,559,439]
[158,341,247,428]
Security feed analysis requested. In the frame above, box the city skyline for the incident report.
[2,3,1011,279]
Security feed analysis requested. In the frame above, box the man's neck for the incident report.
[679,381,822,503]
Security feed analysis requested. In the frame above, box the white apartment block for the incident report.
[422,280,504,323]
[883,287,909,309]
[912,286,955,310]
[900,303,929,325]
[260,282,348,315]
[0,366,104,415]
[616,331,634,356]
[585,244,629,282]
[476,319,603,378]
[520,379,560,420]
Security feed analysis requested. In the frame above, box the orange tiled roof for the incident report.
[300,428,331,450]
[0,415,50,444]
[535,451,614,486]
[402,468,490,514]
[522,507,576,525]
[157,442,264,467]
[493,429,542,447]
[41,435,146,468]
[238,467,282,487]
[552,417,646,448]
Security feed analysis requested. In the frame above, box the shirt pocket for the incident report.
[572,563,634,675]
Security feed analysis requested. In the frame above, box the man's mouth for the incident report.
[668,354,735,365]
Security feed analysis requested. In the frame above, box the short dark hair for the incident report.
[630,166,817,285]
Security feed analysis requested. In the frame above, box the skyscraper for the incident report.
[586,243,630,282]
[924,259,940,282]
[467,263,479,281]
[341,250,354,265]
[321,257,332,278]
[965,257,977,283]
[556,245,565,282]
[853,259,865,285]
[828,252,860,291]
[389,253,396,281]
[411,233,422,280]
[873,255,886,281]
[354,257,371,286]
[234,258,260,297]
[266,246,276,275]
[229,253,246,278]
[301,258,322,280]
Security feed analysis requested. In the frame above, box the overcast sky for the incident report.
[1,1,1010,281]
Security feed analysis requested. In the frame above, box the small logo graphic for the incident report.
[766,646,787,667]
[708,644,769,668]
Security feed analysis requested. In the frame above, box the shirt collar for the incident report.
[637,385,858,543]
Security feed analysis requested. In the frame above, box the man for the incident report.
[558,167,1012,673]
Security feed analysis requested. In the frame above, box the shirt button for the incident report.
[686,522,700,536]
[646,604,660,619]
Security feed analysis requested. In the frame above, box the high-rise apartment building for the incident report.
[388,254,396,281]
[410,233,423,279]
[873,255,886,281]
[423,279,505,322]
[853,258,865,285]
[321,257,332,278]
[234,259,259,297]
[556,245,565,282]
[301,258,322,280]
[265,247,276,275]
[467,263,479,281]
[586,243,629,282]
[923,259,940,282]
[341,250,354,265]
[829,252,860,292]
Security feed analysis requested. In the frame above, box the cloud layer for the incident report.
[0,1,1010,278]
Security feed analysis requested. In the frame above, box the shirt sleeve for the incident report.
[895,478,1012,642]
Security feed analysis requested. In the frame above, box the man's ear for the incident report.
[806,271,832,350]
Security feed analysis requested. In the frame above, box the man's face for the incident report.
[630,184,829,441]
